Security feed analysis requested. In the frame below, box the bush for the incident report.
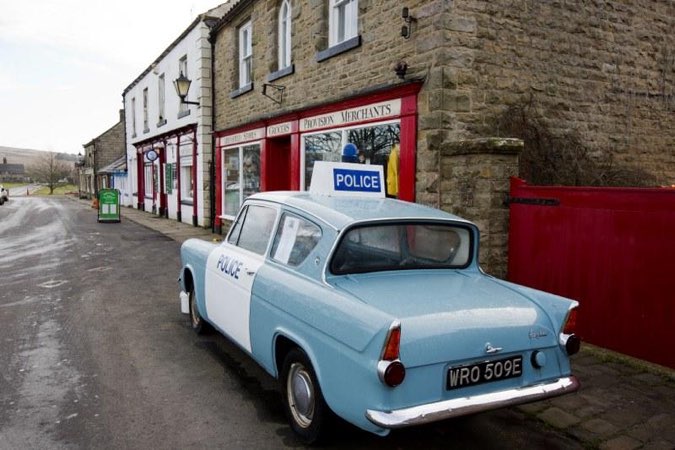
[488,96,657,187]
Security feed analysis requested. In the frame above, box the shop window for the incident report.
[144,163,153,198]
[223,143,261,218]
[302,121,400,196]
[278,0,292,70]
[181,165,194,202]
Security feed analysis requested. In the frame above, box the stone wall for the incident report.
[213,0,673,186]
[455,0,675,185]
[212,0,436,129]
[212,0,674,275]
[95,118,125,169]
[440,138,523,277]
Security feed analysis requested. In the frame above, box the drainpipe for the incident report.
[93,138,99,196]
[208,24,218,234]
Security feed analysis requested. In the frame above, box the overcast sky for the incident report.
[0,0,227,155]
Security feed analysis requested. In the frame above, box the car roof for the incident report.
[248,191,472,230]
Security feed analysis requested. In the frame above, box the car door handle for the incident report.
[245,268,255,276]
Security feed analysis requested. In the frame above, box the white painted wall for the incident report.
[121,20,215,227]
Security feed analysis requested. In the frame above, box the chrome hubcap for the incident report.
[287,362,314,428]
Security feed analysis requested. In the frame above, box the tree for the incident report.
[27,152,73,194]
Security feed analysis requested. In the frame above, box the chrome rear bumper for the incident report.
[366,376,579,429]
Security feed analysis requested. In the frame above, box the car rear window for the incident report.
[330,222,472,274]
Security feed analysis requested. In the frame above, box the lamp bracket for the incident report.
[180,98,200,106]
[262,83,285,105]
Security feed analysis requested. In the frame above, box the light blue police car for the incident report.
[178,162,580,443]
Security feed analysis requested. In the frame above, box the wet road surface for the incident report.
[0,197,583,449]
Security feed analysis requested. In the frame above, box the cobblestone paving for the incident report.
[518,346,675,450]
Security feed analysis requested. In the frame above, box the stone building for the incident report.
[80,110,126,199]
[0,157,26,182]
[208,0,674,276]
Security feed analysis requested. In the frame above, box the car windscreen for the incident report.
[330,222,472,274]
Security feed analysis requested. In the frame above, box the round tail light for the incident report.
[383,361,406,387]
[565,334,581,356]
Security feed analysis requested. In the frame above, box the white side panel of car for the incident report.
[204,244,264,352]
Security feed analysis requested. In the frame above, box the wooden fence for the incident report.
[508,177,675,369]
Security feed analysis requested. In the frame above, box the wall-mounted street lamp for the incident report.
[173,73,200,106]
[401,7,416,39]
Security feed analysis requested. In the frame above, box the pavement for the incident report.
[89,199,675,450]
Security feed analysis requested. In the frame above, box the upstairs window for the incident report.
[131,97,137,136]
[142,88,149,132]
[239,21,253,88]
[329,0,358,46]
[278,0,292,70]
[158,74,166,123]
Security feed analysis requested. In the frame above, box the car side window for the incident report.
[229,204,277,255]
[271,213,322,266]
[227,206,248,245]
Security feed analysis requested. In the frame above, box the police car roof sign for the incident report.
[310,161,385,198]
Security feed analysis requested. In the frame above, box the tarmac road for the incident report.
[0,196,587,449]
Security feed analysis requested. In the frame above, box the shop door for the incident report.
[266,137,291,190]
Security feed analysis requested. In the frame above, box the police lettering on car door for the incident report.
[216,254,243,279]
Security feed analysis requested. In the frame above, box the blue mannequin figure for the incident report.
[341,143,359,163]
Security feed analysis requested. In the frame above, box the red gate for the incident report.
[508,177,675,369]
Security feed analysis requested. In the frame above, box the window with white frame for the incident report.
[144,163,153,197]
[302,121,400,193]
[222,143,261,217]
[158,74,165,122]
[142,88,149,131]
[129,156,137,195]
[131,97,137,136]
[278,0,292,70]
[329,0,358,46]
[178,56,188,114]
[181,164,194,202]
[239,21,253,88]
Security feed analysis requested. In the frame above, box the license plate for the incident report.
[446,355,523,390]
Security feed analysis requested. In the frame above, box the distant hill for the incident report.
[0,146,77,168]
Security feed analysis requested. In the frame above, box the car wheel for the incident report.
[188,287,208,334]
[281,348,330,444]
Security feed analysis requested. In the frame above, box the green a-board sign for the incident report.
[98,188,121,223]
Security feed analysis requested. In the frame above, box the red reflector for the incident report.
[563,307,578,334]
[384,361,406,387]
[382,326,401,361]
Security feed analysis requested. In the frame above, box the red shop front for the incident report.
[213,83,422,232]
